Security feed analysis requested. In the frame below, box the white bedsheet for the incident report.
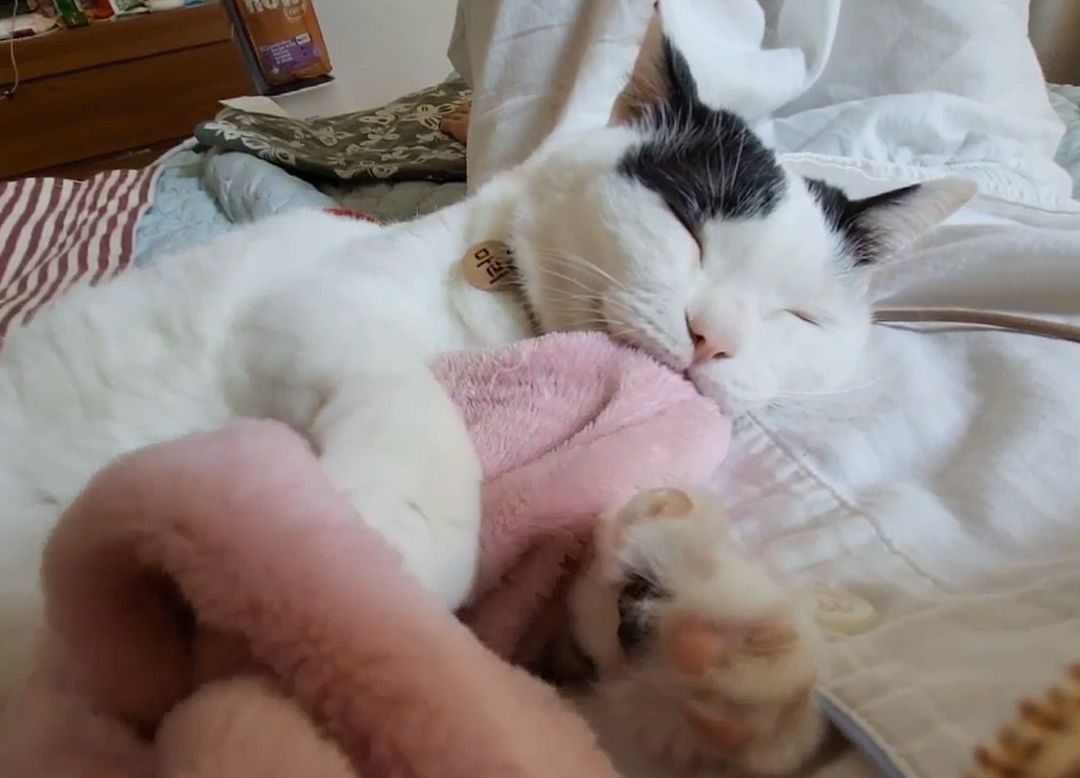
[583,200,1080,778]
[719,196,1080,778]
[451,2,1080,776]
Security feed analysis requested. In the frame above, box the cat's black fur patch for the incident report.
[617,39,786,231]
[805,178,920,265]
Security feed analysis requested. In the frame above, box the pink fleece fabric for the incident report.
[0,332,728,778]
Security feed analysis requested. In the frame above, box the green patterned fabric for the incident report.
[1049,83,1080,199]
[194,77,469,183]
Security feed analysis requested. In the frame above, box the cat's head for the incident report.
[509,10,975,413]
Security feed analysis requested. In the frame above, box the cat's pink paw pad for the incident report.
[569,488,828,775]
[666,616,801,675]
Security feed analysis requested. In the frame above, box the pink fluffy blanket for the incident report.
[0,332,728,778]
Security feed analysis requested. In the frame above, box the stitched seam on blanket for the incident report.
[817,689,914,778]
[743,412,946,591]
[819,571,1080,778]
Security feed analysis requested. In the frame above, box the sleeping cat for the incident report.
[0,8,972,775]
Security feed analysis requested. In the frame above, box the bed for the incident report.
[119,80,1080,778]
[443,1,1080,777]
[0,78,470,342]
[2,2,1080,777]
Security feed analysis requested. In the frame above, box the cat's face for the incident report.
[512,32,974,413]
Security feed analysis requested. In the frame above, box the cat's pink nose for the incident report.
[688,317,736,363]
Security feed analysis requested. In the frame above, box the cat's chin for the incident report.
[590,325,769,416]
[685,374,757,417]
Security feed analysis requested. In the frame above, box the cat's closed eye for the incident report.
[783,309,823,327]
[660,200,703,256]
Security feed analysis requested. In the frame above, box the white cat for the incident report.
[0,10,971,775]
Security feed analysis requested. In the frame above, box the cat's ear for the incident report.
[609,4,700,125]
[810,176,977,266]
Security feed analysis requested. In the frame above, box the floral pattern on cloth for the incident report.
[194,77,470,183]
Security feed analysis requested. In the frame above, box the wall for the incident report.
[277,0,458,117]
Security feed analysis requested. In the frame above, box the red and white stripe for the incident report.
[0,165,160,346]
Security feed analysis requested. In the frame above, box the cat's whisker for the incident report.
[541,285,643,322]
[540,292,615,324]
[543,304,641,338]
[774,374,889,399]
[517,268,640,328]
[533,267,609,298]
[571,320,619,331]
[540,288,600,309]
[545,306,638,339]
[529,264,599,295]
[545,291,637,319]
[547,301,599,316]
[547,306,609,324]
[536,269,649,323]
[532,249,619,288]
[532,245,629,293]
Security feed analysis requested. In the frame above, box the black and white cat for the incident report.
[0,6,972,774]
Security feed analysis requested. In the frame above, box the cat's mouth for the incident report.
[595,322,749,414]
[601,323,738,412]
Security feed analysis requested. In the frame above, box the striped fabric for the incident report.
[0,166,160,346]
[322,206,380,223]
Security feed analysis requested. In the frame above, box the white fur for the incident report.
[567,489,827,776]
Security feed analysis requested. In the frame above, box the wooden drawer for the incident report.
[0,2,254,180]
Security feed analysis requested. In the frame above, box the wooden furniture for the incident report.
[0,1,255,180]
[1031,0,1080,85]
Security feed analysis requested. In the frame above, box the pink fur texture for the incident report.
[0,333,728,777]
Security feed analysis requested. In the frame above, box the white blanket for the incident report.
[450,0,1073,208]
[450,2,1080,776]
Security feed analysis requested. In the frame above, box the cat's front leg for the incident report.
[565,489,827,776]
[309,366,483,610]
[231,285,483,610]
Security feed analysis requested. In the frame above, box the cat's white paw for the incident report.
[567,488,827,776]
